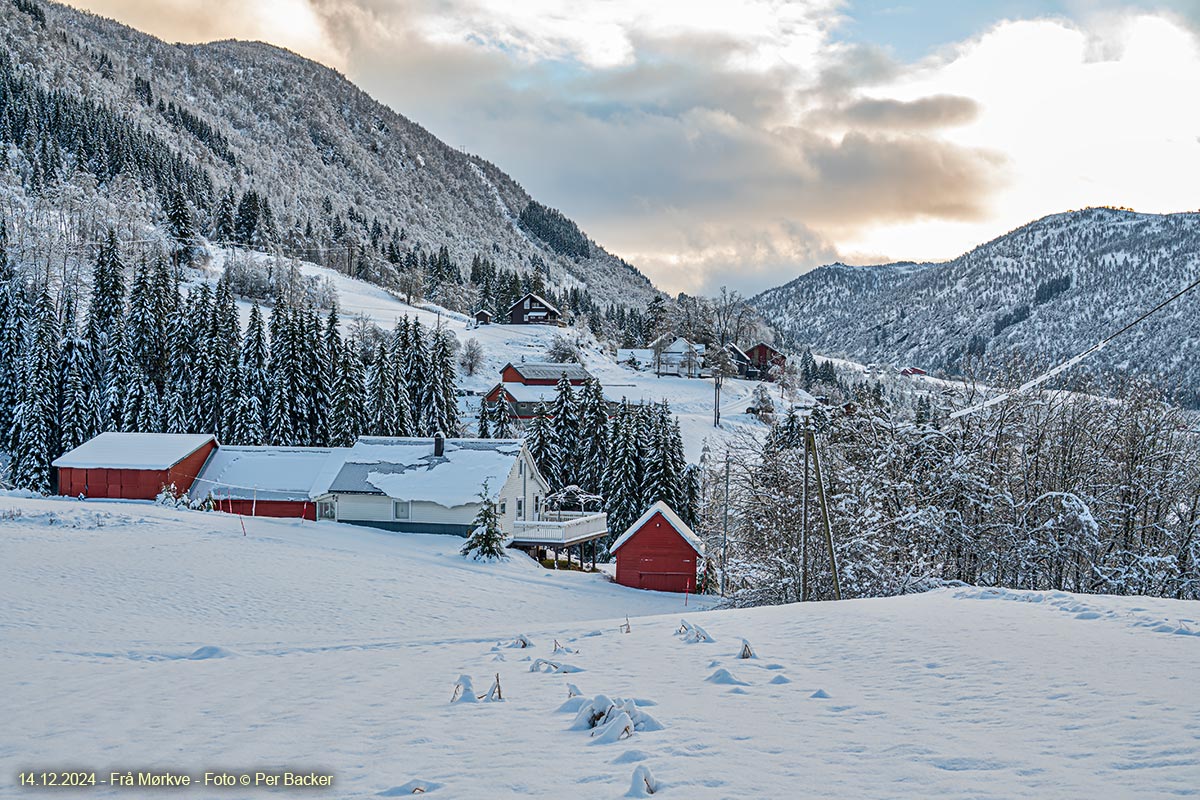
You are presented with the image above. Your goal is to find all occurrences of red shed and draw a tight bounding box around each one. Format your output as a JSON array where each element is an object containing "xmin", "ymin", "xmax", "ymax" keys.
[
  {"xmin": 611, "ymin": 501, "xmax": 703, "ymax": 593},
  {"xmin": 191, "ymin": 446, "xmax": 348, "ymax": 520},
  {"xmin": 53, "ymin": 432, "xmax": 217, "ymax": 500}
]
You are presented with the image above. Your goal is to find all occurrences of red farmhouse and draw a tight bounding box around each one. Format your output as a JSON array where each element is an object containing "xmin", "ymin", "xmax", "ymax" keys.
[
  {"xmin": 498, "ymin": 361, "xmax": 592, "ymax": 386},
  {"xmin": 611, "ymin": 501, "xmax": 704, "ymax": 593},
  {"xmin": 53, "ymin": 432, "xmax": 217, "ymax": 500},
  {"xmin": 744, "ymin": 342, "xmax": 787, "ymax": 381}
]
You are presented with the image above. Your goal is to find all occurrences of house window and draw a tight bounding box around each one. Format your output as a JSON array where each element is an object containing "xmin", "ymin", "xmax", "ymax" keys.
[
  {"xmin": 516, "ymin": 497, "xmax": 524, "ymax": 520},
  {"xmin": 499, "ymin": 500, "xmax": 507, "ymax": 514},
  {"xmin": 519, "ymin": 460, "xmax": 525, "ymax": 476},
  {"xmin": 534, "ymin": 495, "xmax": 540, "ymax": 515},
  {"xmin": 524, "ymin": 298, "xmax": 531, "ymax": 309},
  {"xmin": 393, "ymin": 500, "xmax": 411, "ymax": 520},
  {"xmin": 317, "ymin": 499, "xmax": 336, "ymax": 520}
]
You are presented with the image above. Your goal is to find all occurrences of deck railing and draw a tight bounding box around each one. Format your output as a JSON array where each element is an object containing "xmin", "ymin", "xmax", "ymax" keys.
[{"xmin": 510, "ymin": 513, "xmax": 608, "ymax": 544}]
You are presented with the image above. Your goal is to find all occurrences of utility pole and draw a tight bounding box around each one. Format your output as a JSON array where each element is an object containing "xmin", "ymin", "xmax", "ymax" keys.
[
  {"xmin": 807, "ymin": 425, "xmax": 842, "ymax": 601},
  {"xmin": 801, "ymin": 420, "xmax": 810, "ymax": 602},
  {"xmin": 721, "ymin": 452, "xmax": 730, "ymax": 596}
]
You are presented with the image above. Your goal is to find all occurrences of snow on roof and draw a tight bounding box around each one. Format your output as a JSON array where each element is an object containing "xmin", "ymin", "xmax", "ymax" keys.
[
  {"xmin": 192, "ymin": 447, "xmax": 344, "ymax": 501},
  {"xmin": 324, "ymin": 438, "xmax": 525, "ymax": 507},
  {"xmin": 504, "ymin": 361, "xmax": 592, "ymax": 382},
  {"xmin": 508, "ymin": 293, "xmax": 561, "ymax": 314},
  {"xmin": 51, "ymin": 432, "xmax": 216, "ymax": 470},
  {"xmin": 725, "ymin": 342, "xmax": 750, "ymax": 361},
  {"xmin": 610, "ymin": 501, "xmax": 704, "ymax": 555},
  {"xmin": 494, "ymin": 382, "xmax": 623, "ymax": 405}
]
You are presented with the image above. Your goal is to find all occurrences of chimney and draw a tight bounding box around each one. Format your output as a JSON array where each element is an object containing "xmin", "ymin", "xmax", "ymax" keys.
[{"xmin": 433, "ymin": 431, "xmax": 445, "ymax": 457}]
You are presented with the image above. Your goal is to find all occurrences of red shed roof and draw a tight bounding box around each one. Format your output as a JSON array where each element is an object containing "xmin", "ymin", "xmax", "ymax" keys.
[
  {"xmin": 610, "ymin": 501, "xmax": 704, "ymax": 555},
  {"xmin": 52, "ymin": 432, "xmax": 216, "ymax": 470}
]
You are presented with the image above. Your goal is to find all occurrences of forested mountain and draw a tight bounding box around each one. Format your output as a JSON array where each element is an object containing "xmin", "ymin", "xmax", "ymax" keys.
[
  {"xmin": 0, "ymin": 0, "xmax": 657, "ymax": 319},
  {"xmin": 753, "ymin": 209, "xmax": 1200, "ymax": 406}
]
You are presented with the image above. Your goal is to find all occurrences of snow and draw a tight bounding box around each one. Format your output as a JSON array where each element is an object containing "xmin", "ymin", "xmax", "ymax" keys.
[
  {"xmin": 609, "ymin": 500, "xmax": 705, "ymax": 555},
  {"xmin": 192, "ymin": 446, "xmax": 345, "ymax": 501},
  {"xmin": 205, "ymin": 248, "xmax": 780, "ymax": 462},
  {"xmin": 329, "ymin": 437, "xmax": 524, "ymax": 506},
  {"xmin": 3, "ymin": 494, "xmax": 1198, "ymax": 799},
  {"xmin": 51, "ymin": 432, "xmax": 215, "ymax": 470}
]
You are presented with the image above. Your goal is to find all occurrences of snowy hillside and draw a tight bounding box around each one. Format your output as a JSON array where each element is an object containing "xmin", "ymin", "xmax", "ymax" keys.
[
  {"xmin": 3, "ymin": 496, "xmax": 1197, "ymax": 798},
  {"xmin": 753, "ymin": 209, "xmax": 1200, "ymax": 406},
  {"xmin": 204, "ymin": 248, "xmax": 770, "ymax": 462},
  {"xmin": 0, "ymin": 0, "xmax": 658, "ymax": 312}
]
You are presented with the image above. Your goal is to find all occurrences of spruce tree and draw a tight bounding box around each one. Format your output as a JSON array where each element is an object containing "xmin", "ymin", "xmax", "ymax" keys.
[
  {"xmin": 604, "ymin": 401, "xmax": 644, "ymax": 539},
  {"xmin": 461, "ymin": 483, "xmax": 508, "ymax": 560},
  {"xmin": 84, "ymin": 229, "xmax": 125, "ymax": 387},
  {"xmin": 0, "ymin": 272, "xmax": 28, "ymax": 442},
  {"xmin": 366, "ymin": 340, "xmax": 399, "ymax": 435},
  {"xmin": 642, "ymin": 405, "xmax": 682, "ymax": 511},
  {"xmin": 11, "ymin": 290, "xmax": 60, "ymax": 493},
  {"xmin": 551, "ymin": 373, "xmax": 580, "ymax": 487},
  {"xmin": 329, "ymin": 345, "xmax": 366, "ymax": 447},
  {"xmin": 524, "ymin": 402, "xmax": 560, "ymax": 489},
  {"xmin": 577, "ymin": 379, "xmax": 609, "ymax": 495},
  {"xmin": 58, "ymin": 327, "xmax": 99, "ymax": 453}
]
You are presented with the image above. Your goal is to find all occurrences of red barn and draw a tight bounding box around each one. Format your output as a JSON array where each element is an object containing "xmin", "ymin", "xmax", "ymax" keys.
[
  {"xmin": 192, "ymin": 446, "xmax": 348, "ymax": 520},
  {"xmin": 610, "ymin": 501, "xmax": 703, "ymax": 593},
  {"xmin": 498, "ymin": 361, "xmax": 592, "ymax": 386},
  {"xmin": 53, "ymin": 432, "xmax": 217, "ymax": 500},
  {"xmin": 744, "ymin": 342, "xmax": 787, "ymax": 381}
]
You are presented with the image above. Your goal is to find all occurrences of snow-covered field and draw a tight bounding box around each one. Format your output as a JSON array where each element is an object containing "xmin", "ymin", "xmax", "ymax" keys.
[{"xmin": 3, "ymin": 496, "xmax": 1198, "ymax": 798}]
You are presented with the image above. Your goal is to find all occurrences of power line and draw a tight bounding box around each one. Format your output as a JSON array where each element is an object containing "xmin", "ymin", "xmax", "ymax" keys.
[{"xmin": 950, "ymin": 271, "xmax": 1200, "ymax": 420}]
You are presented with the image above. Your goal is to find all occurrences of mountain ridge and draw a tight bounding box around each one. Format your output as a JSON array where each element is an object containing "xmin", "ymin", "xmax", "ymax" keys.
[{"xmin": 752, "ymin": 208, "xmax": 1200, "ymax": 405}]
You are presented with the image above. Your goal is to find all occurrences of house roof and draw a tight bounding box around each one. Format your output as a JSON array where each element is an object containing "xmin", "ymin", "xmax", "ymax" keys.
[
  {"xmin": 491, "ymin": 382, "xmax": 623, "ymax": 405},
  {"xmin": 51, "ymin": 432, "xmax": 216, "ymax": 470},
  {"xmin": 192, "ymin": 446, "xmax": 348, "ymax": 502},
  {"xmin": 508, "ymin": 293, "xmax": 561, "ymax": 315},
  {"xmin": 503, "ymin": 361, "xmax": 593, "ymax": 382},
  {"xmin": 724, "ymin": 342, "xmax": 750, "ymax": 361},
  {"xmin": 473, "ymin": 309, "xmax": 492, "ymax": 318},
  {"xmin": 610, "ymin": 501, "xmax": 704, "ymax": 555},
  {"xmin": 323, "ymin": 437, "xmax": 527, "ymax": 507}
]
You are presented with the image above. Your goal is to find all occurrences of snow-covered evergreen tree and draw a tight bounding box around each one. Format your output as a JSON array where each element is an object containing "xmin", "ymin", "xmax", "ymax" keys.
[
  {"xmin": 461, "ymin": 482, "xmax": 508, "ymax": 560},
  {"xmin": 329, "ymin": 344, "xmax": 366, "ymax": 446},
  {"xmin": 10, "ymin": 289, "xmax": 60, "ymax": 493},
  {"xmin": 551, "ymin": 374, "xmax": 580, "ymax": 488},
  {"xmin": 366, "ymin": 340, "xmax": 399, "ymax": 436},
  {"xmin": 525, "ymin": 402, "xmax": 560, "ymax": 490},
  {"xmin": 604, "ymin": 400, "xmax": 644, "ymax": 538},
  {"xmin": 84, "ymin": 229, "xmax": 125, "ymax": 388},
  {"xmin": 576, "ymin": 378, "xmax": 609, "ymax": 495}
]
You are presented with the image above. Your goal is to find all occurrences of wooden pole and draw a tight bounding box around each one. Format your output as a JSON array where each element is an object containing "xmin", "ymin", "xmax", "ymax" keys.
[
  {"xmin": 801, "ymin": 421, "xmax": 810, "ymax": 602},
  {"xmin": 807, "ymin": 427, "xmax": 841, "ymax": 601}
]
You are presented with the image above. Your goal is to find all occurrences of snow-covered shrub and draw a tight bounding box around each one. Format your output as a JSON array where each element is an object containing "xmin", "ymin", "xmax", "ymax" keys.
[
  {"xmin": 628, "ymin": 765, "xmax": 658, "ymax": 797},
  {"xmin": 545, "ymin": 333, "xmax": 584, "ymax": 364},
  {"xmin": 155, "ymin": 484, "xmax": 180, "ymax": 507},
  {"xmin": 569, "ymin": 695, "xmax": 663, "ymax": 742}
]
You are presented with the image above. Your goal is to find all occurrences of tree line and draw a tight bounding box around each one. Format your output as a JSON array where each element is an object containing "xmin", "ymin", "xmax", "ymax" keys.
[
  {"xmin": 706, "ymin": 375, "xmax": 1200, "ymax": 604},
  {"xmin": 0, "ymin": 227, "xmax": 460, "ymax": 494},
  {"xmin": 477, "ymin": 374, "xmax": 699, "ymax": 546}
]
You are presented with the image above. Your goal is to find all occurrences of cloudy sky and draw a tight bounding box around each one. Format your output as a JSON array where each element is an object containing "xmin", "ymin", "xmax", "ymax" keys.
[{"xmin": 67, "ymin": 0, "xmax": 1200, "ymax": 295}]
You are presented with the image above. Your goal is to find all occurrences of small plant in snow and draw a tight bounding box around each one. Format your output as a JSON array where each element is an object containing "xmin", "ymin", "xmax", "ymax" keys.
[
  {"xmin": 738, "ymin": 639, "xmax": 757, "ymax": 659},
  {"xmin": 459, "ymin": 338, "xmax": 484, "ymax": 375},
  {"xmin": 460, "ymin": 482, "xmax": 508, "ymax": 561},
  {"xmin": 567, "ymin": 695, "xmax": 664, "ymax": 743},
  {"xmin": 628, "ymin": 765, "xmax": 658, "ymax": 797},
  {"xmin": 155, "ymin": 484, "xmax": 180, "ymax": 507},
  {"xmin": 530, "ymin": 658, "xmax": 583, "ymax": 674},
  {"xmin": 450, "ymin": 674, "xmax": 478, "ymax": 704}
]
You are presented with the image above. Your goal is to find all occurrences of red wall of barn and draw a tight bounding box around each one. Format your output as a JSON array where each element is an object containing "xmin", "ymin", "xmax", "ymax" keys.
[
  {"xmin": 166, "ymin": 440, "xmax": 217, "ymax": 494},
  {"xmin": 213, "ymin": 499, "xmax": 315, "ymax": 520},
  {"xmin": 56, "ymin": 440, "xmax": 215, "ymax": 500},
  {"xmin": 615, "ymin": 511, "xmax": 698, "ymax": 593}
]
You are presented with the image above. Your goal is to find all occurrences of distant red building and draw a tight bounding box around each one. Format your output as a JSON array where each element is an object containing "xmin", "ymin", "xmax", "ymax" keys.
[
  {"xmin": 611, "ymin": 501, "xmax": 703, "ymax": 593},
  {"xmin": 744, "ymin": 342, "xmax": 787, "ymax": 380},
  {"xmin": 485, "ymin": 362, "xmax": 601, "ymax": 420},
  {"xmin": 192, "ymin": 446, "xmax": 346, "ymax": 520},
  {"xmin": 53, "ymin": 432, "xmax": 217, "ymax": 500}
]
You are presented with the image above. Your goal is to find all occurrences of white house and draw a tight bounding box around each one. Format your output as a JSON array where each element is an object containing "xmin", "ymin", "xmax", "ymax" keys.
[
  {"xmin": 314, "ymin": 435, "xmax": 552, "ymax": 537},
  {"xmin": 617, "ymin": 337, "xmax": 709, "ymax": 378}
]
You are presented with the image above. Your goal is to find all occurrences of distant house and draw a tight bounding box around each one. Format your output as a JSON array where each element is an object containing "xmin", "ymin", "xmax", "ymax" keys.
[
  {"xmin": 192, "ymin": 446, "xmax": 348, "ymax": 520},
  {"xmin": 52, "ymin": 432, "xmax": 217, "ymax": 500},
  {"xmin": 899, "ymin": 366, "xmax": 927, "ymax": 377},
  {"xmin": 620, "ymin": 337, "xmax": 709, "ymax": 378},
  {"xmin": 610, "ymin": 501, "xmax": 704, "ymax": 593},
  {"xmin": 508, "ymin": 293, "xmax": 563, "ymax": 326},
  {"xmin": 500, "ymin": 361, "xmax": 592, "ymax": 386},
  {"xmin": 485, "ymin": 381, "xmax": 626, "ymax": 421},
  {"xmin": 474, "ymin": 309, "xmax": 493, "ymax": 325},
  {"xmin": 314, "ymin": 435, "xmax": 551, "ymax": 536},
  {"xmin": 744, "ymin": 342, "xmax": 787, "ymax": 381},
  {"xmin": 716, "ymin": 342, "xmax": 752, "ymax": 378}
]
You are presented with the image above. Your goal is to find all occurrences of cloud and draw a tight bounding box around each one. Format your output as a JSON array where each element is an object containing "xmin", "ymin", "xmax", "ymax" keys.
[
  {"xmin": 61, "ymin": 1, "xmax": 1200, "ymax": 297},
  {"xmin": 814, "ymin": 94, "xmax": 980, "ymax": 130}
]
